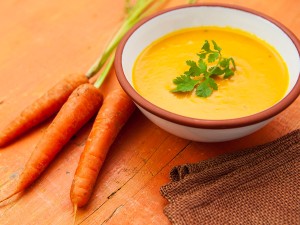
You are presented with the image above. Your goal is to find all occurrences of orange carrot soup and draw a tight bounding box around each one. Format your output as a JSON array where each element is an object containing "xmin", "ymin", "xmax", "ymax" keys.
[{"xmin": 132, "ymin": 26, "xmax": 289, "ymax": 120}]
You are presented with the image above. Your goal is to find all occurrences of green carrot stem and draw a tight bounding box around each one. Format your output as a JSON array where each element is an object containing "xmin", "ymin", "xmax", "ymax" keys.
[
  {"xmin": 85, "ymin": 27, "xmax": 125, "ymax": 79},
  {"xmin": 93, "ymin": 54, "xmax": 115, "ymax": 89},
  {"xmin": 85, "ymin": 0, "xmax": 155, "ymax": 79}
]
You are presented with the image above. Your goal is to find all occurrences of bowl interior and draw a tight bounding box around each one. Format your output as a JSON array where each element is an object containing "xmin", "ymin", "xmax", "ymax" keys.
[{"xmin": 121, "ymin": 5, "xmax": 300, "ymax": 95}]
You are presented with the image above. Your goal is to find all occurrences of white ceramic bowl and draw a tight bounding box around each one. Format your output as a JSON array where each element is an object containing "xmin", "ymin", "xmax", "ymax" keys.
[{"xmin": 115, "ymin": 4, "xmax": 300, "ymax": 142}]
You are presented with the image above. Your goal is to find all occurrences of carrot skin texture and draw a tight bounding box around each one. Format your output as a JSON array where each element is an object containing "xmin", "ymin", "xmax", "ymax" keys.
[
  {"xmin": 70, "ymin": 87, "xmax": 135, "ymax": 207},
  {"xmin": 16, "ymin": 83, "xmax": 103, "ymax": 193},
  {"xmin": 0, "ymin": 74, "xmax": 89, "ymax": 147}
]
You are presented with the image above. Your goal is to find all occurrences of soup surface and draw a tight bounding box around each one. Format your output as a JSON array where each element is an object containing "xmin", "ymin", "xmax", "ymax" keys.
[{"xmin": 132, "ymin": 26, "xmax": 289, "ymax": 120}]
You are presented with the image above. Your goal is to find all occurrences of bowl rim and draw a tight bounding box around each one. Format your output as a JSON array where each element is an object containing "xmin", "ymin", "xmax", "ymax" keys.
[{"xmin": 115, "ymin": 3, "xmax": 300, "ymax": 129}]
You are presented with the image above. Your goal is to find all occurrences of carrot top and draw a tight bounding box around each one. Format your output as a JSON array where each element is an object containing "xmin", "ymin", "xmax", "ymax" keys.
[{"xmin": 86, "ymin": 0, "xmax": 167, "ymax": 89}]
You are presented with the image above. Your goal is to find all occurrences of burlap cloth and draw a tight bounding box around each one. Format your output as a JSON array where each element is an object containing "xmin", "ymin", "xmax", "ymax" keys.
[{"xmin": 160, "ymin": 129, "xmax": 300, "ymax": 225}]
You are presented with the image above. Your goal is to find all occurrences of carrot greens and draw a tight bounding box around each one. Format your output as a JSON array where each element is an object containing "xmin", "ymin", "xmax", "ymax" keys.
[
  {"xmin": 71, "ymin": 0, "xmax": 168, "ymax": 213},
  {"xmin": 86, "ymin": 0, "xmax": 161, "ymax": 80},
  {"xmin": 171, "ymin": 40, "xmax": 236, "ymax": 97}
]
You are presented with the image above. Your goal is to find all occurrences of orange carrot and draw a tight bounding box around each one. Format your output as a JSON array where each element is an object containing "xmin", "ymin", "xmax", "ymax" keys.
[
  {"xmin": 70, "ymin": 86, "xmax": 135, "ymax": 208},
  {"xmin": 0, "ymin": 74, "xmax": 89, "ymax": 147},
  {"xmin": 0, "ymin": 83, "xmax": 102, "ymax": 203}
]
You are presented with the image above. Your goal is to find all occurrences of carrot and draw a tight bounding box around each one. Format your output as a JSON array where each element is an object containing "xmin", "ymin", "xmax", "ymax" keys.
[
  {"xmin": 70, "ymin": 0, "xmax": 164, "ymax": 213},
  {"xmin": 70, "ymin": 86, "xmax": 135, "ymax": 208},
  {"xmin": 0, "ymin": 0, "xmax": 160, "ymax": 148},
  {"xmin": 0, "ymin": 73, "xmax": 89, "ymax": 147},
  {"xmin": 0, "ymin": 0, "xmax": 161, "ymax": 213},
  {"xmin": 0, "ymin": 83, "xmax": 102, "ymax": 203}
]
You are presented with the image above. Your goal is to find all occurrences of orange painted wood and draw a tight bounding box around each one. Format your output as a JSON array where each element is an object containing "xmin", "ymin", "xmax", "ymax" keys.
[{"xmin": 0, "ymin": 0, "xmax": 299, "ymax": 224}]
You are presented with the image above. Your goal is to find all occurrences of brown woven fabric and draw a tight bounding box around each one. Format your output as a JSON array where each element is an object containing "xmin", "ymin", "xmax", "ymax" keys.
[{"xmin": 160, "ymin": 129, "xmax": 300, "ymax": 225}]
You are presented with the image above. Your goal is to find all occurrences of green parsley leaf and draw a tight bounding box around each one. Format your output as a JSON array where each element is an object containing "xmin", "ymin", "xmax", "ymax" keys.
[
  {"xmin": 208, "ymin": 52, "xmax": 219, "ymax": 63},
  {"xmin": 207, "ymin": 77, "xmax": 218, "ymax": 90},
  {"xmin": 219, "ymin": 58, "xmax": 229, "ymax": 68},
  {"xmin": 201, "ymin": 40, "xmax": 211, "ymax": 52},
  {"xmin": 196, "ymin": 81, "xmax": 213, "ymax": 97},
  {"xmin": 198, "ymin": 59, "xmax": 208, "ymax": 74},
  {"xmin": 198, "ymin": 52, "xmax": 207, "ymax": 59},
  {"xmin": 171, "ymin": 40, "xmax": 236, "ymax": 98},
  {"xmin": 229, "ymin": 57, "xmax": 236, "ymax": 70},
  {"xmin": 223, "ymin": 68, "xmax": 234, "ymax": 78},
  {"xmin": 212, "ymin": 40, "xmax": 222, "ymax": 52},
  {"xmin": 209, "ymin": 66, "xmax": 223, "ymax": 75},
  {"xmin": 184, "ymin": 60, "xmax": 201, "ymax": 77},
  {"xmin": 172, "ymin": 75, "xmax": 198, "ymax": 92}
]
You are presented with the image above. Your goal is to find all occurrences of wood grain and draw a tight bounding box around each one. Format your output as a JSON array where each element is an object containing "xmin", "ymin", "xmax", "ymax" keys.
[{"xmin": 0, "ymin": 0, "xmax": 299, "ymax": 224}]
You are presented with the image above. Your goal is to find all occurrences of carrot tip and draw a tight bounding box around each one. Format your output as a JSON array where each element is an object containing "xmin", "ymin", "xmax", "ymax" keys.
[
  {"xmin": 73, "ymin": 204, "xmax": 78, "ymax": 225},
  {"xmin": 0, "ymin": 190, "xmax": 19, "ymax": 205}
]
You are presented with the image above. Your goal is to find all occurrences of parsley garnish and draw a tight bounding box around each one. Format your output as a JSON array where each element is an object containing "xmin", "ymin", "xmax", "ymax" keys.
[{"xmin": 171, "ymin": 40, "xmax": 236, "ymax": 98}]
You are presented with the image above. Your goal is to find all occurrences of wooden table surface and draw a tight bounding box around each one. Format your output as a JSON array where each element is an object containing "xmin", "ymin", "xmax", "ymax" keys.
[{"xmin": 0, "ymin": 0, "xmax": 299, "ymax": 224}]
